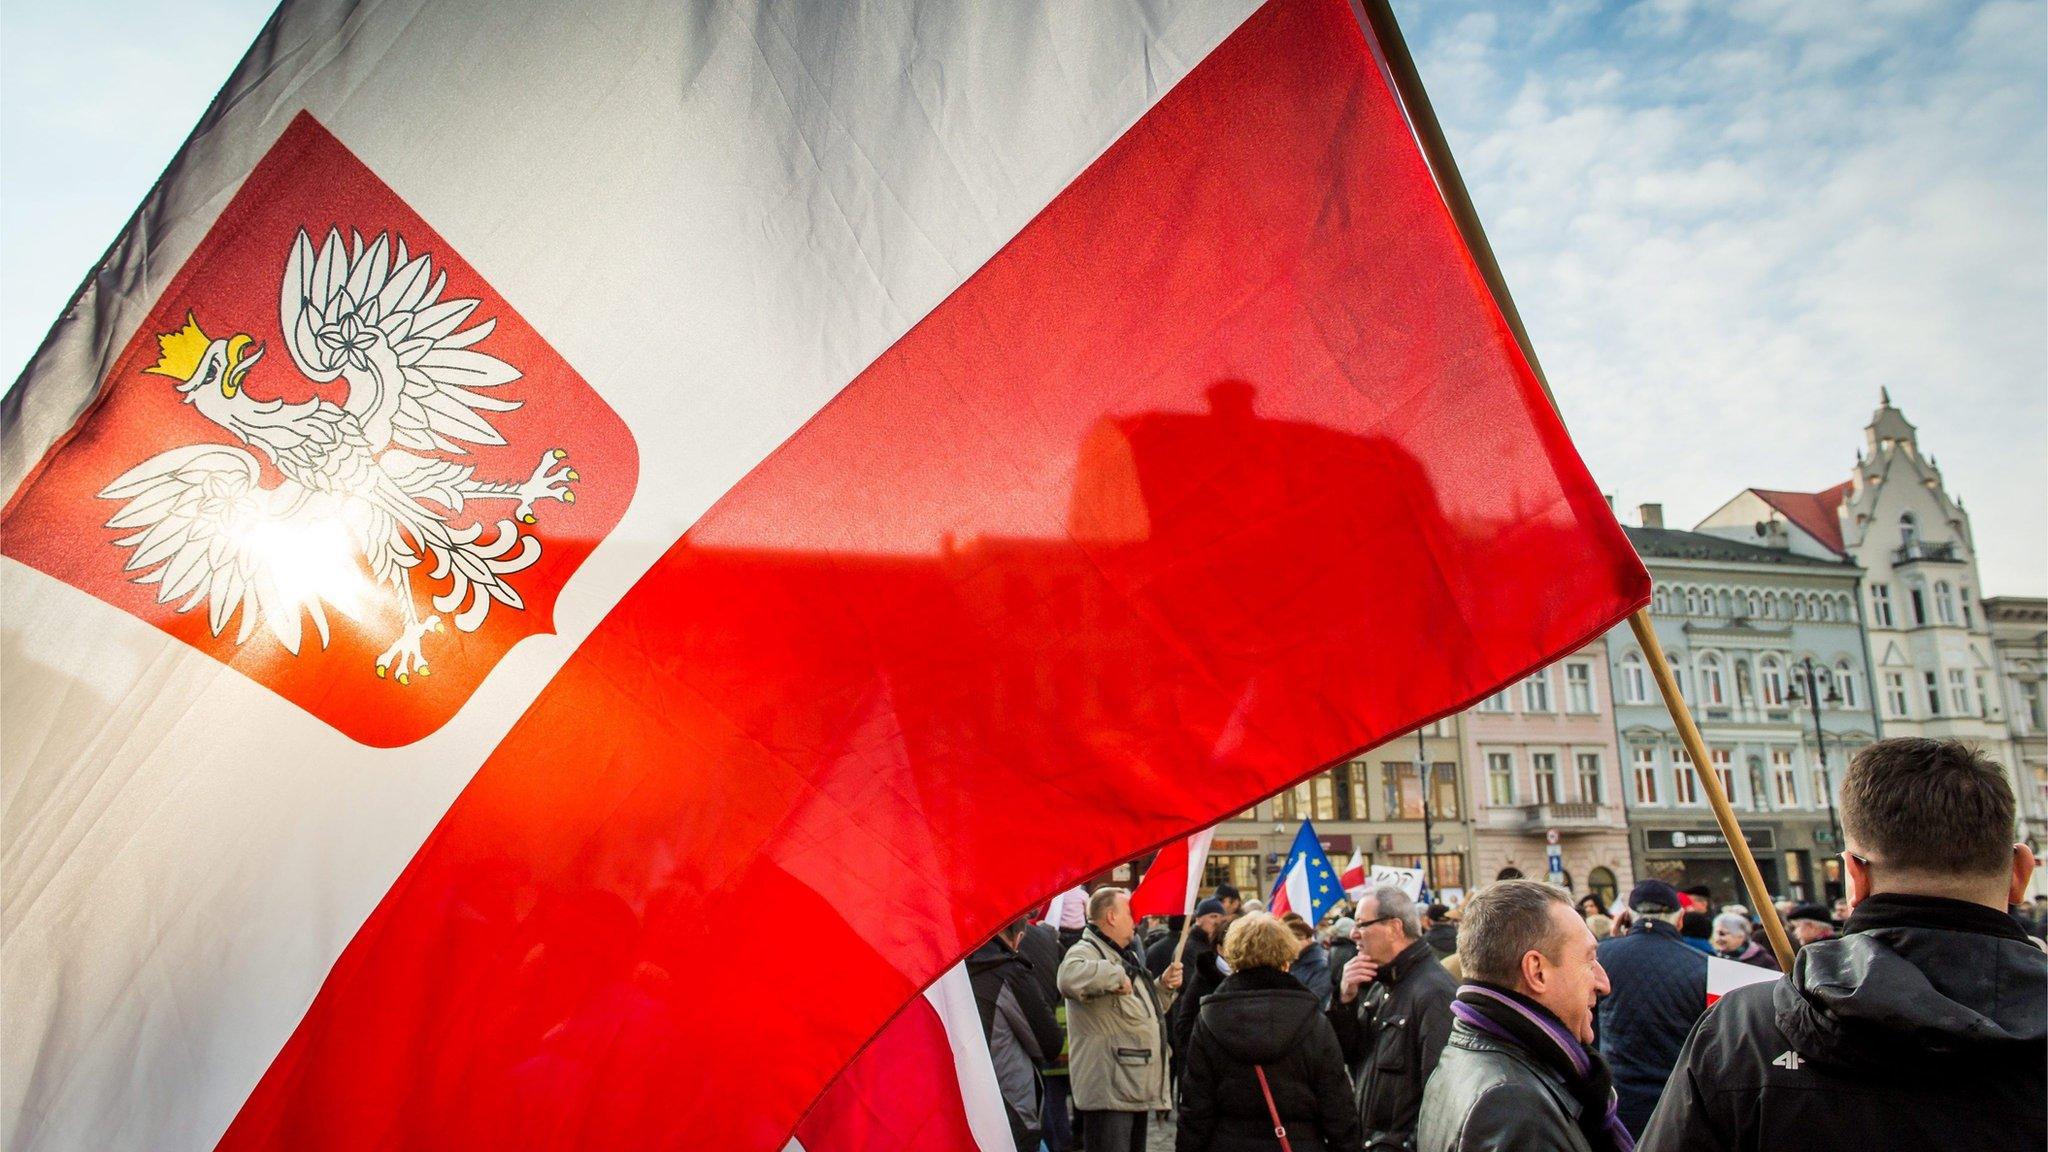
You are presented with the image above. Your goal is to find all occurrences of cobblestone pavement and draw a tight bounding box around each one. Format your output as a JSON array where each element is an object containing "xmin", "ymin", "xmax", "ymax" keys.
[{"xmin": 1145, "ymin": 1111, "xmax": 1177, "ymax": 1152}]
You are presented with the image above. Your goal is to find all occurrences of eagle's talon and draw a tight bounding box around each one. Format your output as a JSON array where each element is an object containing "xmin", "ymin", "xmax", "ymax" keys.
[
  {"xmin": 511, "ymin": 447, "xmax": 581, "ymax": 523},
  {"xmin": 375, "ymin": 613, "xmax": 440, "ymax": 683}
]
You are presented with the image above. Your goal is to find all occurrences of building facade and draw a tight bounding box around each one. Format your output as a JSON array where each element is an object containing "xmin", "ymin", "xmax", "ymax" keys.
[
  {"xmin": 1204, "ymin": 717, "xmax": 1473, "ymax": 902},
  {"xmin": 1987, "ymin": 596, "xmax": 2048, "ymax": 867},
  {"xmin": 1607, "ymin": 512, "xmax": 1880, "ymax": 906},
  {"xmin": 1459, "ymin": 638, "xmax": 1633, "ymax": 908}
]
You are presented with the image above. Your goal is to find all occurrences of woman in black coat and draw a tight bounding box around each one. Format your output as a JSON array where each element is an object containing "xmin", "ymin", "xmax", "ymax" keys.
[{"xmin": 1176, "ymin": 913, "xmax": 1362, "ymax": 1152}]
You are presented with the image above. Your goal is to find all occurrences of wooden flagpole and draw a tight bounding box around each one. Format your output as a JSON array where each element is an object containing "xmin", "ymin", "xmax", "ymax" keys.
[{"xmin": 1358, "ymin": 0, "xmax": 1797, "ymax": 969}]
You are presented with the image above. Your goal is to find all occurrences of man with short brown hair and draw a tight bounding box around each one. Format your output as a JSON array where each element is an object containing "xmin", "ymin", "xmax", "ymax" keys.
[
  {"xmin": 1640, "ymin": 738, "xmax": 2046, "ymax": 1150},
  {"xmin": 1416, "ymin": 879, "xmax": 1627, "ymax": 1151}
]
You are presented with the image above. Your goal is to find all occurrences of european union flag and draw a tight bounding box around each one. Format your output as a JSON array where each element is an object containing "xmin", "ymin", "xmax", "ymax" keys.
[{"xmin": 1269, "ymin": 819, "xmax": 1343, "ymax": 925}]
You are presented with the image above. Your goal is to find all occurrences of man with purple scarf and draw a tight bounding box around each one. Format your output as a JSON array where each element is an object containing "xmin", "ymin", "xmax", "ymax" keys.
[{"xmin": 1416, "ymin": 880, "xmax": 1633, "ymax": 1152}]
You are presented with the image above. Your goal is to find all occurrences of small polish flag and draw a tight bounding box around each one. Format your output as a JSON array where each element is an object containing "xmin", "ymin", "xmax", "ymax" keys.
[
  {"xmin": 1705, "ymin": 955, "xmax": 1780, "ymax": 1007},
  {"xmin": 1129, "ymin": 827, "xmax": 1218, "ymax": 920},
  {"xmin": 1339, "ymin": 848, "xmax": 1367, "ymax": 899}
]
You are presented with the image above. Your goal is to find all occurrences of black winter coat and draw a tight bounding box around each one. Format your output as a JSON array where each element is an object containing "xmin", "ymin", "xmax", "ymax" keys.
[
  {"xmin": 1176, "ymin": 966, "xmax": 1363, "ymax": 1152},
  {"xmin": 1417, "ymin": 1019, "xmax": 1594, "ymax": 1152},
  {"xmin": 1593, "ymin": 918, "xmax": 1704, "ymax": 1135},
  {"xmin": 1327, "ymin": 940, "xmax": 1456, "ymax": 1151},
  {"xmin": 1638, "ymin": 894, "xmax": 2047, "ymax": 1152}
]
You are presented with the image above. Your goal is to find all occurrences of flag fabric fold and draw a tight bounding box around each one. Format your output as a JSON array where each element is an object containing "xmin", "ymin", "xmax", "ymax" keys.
[
  {"xmin": 1128, "ymin": 827, "xmax": 1218, "ymax": 920},
  {"xmin": 1267, "ymin": 821, "xmax": 1345, "ymax": 926},
  {"xmin": 2, "ymin": 1, "xmax": 1650, "ymax": 1149}
]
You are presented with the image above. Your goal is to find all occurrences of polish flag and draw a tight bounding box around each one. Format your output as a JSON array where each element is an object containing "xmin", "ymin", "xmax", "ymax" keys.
[
  {"xmin": 1705, "ymin": 955, "xmax": 1782, "ymax": 1007},
  {"xmin": 789, "ymin": 966, "xmax": 1011, "ymax": 1152},
  {"xmin": 1129, "ymin": 827, "xmax": 1218, "ymax": 920},
  {"xmin": 1340, "ymin": 849, "xmax": 1368, "ymax": 899},
  {"xmin": 2, "ymin": 1, "xmax": 1649, "ymax": 1149}
]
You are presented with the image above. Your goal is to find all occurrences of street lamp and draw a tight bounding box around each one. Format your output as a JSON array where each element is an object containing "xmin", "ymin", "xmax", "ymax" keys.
[
  {"xmin": 1787, "ymin": 657, "xmax": 1843, "ymax": 889},
  {"xmin": 1416, "ymin": 728, "xmax": 1436, "ymax": 900}
]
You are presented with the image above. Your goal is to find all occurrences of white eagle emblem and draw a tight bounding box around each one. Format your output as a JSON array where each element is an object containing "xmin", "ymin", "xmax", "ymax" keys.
[{"xmin": 98, "ymin": 228, "xmax": 579, "ymax": 684}]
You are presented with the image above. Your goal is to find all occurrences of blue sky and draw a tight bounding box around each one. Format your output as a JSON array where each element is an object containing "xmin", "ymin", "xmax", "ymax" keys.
[{"xmin": 3, "ymin": 0, "xmax": 2042, "ymax": 593}]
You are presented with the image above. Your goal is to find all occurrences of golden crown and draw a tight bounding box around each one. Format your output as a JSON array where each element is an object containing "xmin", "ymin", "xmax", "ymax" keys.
[{"xmin": 143, "ymin": 311, "xmax": 212, "ymax": 381}]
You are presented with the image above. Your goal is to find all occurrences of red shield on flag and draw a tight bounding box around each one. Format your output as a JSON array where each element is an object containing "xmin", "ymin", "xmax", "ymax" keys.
[{"xmin": 1, "ymin": 113, "xmax": 637, "ymax": 748}]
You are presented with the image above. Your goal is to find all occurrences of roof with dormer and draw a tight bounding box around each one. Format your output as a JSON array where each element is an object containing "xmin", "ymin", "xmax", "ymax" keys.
[{"xmin": 1750, "ymin": 482, "xmax": 1851, "ymax": 556}]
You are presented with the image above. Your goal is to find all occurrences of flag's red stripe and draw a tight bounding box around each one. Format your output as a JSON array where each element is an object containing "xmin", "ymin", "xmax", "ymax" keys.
[
  {"xmin": 1127, "ymin": 836, "xmax": 1191, "ymax": 920},
  {"xmin": 794, "ymin": 996, "xmax": 983, "ymax": 1152},
  {"xmin": 218, "ymin": 1, "xmax": 1647, "ymax": 1148}
]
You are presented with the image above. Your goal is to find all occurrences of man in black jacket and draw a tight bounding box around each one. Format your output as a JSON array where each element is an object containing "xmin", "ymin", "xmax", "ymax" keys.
[
  {"xmin": 1640, "ymin": 739, "xmax": 2046, "ymax": 1151},
  {"xmin": 969, "ymin": 919, "xmax": 1067, "ymax": 1152},
  {"xmin": 1328, "ymin": 884, "xmax": 1456, "ymax": 1151},
  {"xmin": 1593, "ymin": 878, "xmax": 1705, "ymax": 1135}
]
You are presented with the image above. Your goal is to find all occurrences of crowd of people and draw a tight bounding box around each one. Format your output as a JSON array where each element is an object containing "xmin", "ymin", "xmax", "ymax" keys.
[{"xmin": 962, "ymin": 737, "xmax": 2046, "ymax": 1151}]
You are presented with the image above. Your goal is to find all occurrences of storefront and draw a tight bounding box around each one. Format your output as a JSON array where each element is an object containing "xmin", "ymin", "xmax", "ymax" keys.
[{"xmin": 1634, "ymin": 821, "xmax": 1835, "ymax": 907}]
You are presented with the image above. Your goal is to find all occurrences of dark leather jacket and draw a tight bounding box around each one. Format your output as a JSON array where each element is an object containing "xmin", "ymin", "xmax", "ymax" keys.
[
  {"xmin": 1327, "ymin": 939, "xmax": 1456, "ymax": 1151},
  {"xmin": 1638, "ymin": 893, "xmax": 2047, "ymax": 1151},
  {"xmin": 1416, "ymin": 1019, "xmax": 1593, "ymax": 1152}
]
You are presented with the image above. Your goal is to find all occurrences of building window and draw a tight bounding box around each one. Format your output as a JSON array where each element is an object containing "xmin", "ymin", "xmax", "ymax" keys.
[
  {"xmin": 1487, "ymin": 751, "xmax": 1516, "ymax": 806},
  {"xmin": 1835, "ymin": 661, "xmax": 1860, "ymax": 710},
  {"xmin": 1523, "ymin": 671, "xmax": 1552, "ymax": 713},
  {"xmin": 1432, "ymin": 762, "xmax": 1461, "ymax": 819},
  {"xmin": 1885, "ymin": 671, "xmax": 1910, "ymax": 719},
  {"xmin": 1698, "ymin": 654, "xmax": 1726, "ymax": 706},
  {"xmin": 1772, "ymin": 747, "xmax": 1798, "ymax": 807},
  {"xmin": 1759, "ymin": 657, "xmax": 1786, "ymax": 707},
  {"xmin": 1899, "ymin": 512, "xmax": 1918, "ymax": 547},
  {"xmin": 1935, "ymin": 582, "xmax": 1957, "ymax": 625},
  {"xmin": 1382, "ymin": 762, "xmax": 1427, "ymax": 820},
  {"xmin": 1632, "ymin": 746, "xmax": 1660, "ymax": 805},
  {"xmin": 1345, "ymin": 761, "xmax": 1372, "ymax": 820},
  {"xmin": 1566, "ymin": 663, "xmax": 1596, "ymax": 713},
  {"xmin": 1478, "ymin": 687, "xmax": 1511, "ymax": 713},
  {"xmin": 1710, "ymin": 747, "xmax": 1735, "ymax": 802},
  {"xmin": 1960, "ymin": 587, "xmax": 1974, "ymax": 628},
  {"xmin": 1948, "ymin": 669, "xmax": 1971, "ymax": 716},
  {"xmin": 1673, "ymin": 749, "xmax": 1701, "ymax": 805},
  {"xmin": 1813, "ymin": 768, "xmax": 1831, "ymax": 809},
  {"xmin": 1871, "ymin": 584, "xmax": 1894, "ymax": 627},
  {"xmin": 1532, "ymin": 752, "xmax": 1560, "ymax": 804},
  {"xmin": 1909, "ymin": 585, "xmax": 1927, "ymax": 627},
  {"xmin": 1925, "ymin": 671, "xmax": 1943, "ymax": 716},
  {"xmin": 1620, "ymin": 654, "xmax": 1649, "ymax": 704},
  {"xmin": 1576, "ymin": 752, "xmax": 1603, "ymax": 804},
  {"xmin": 2019, "ymin": 680, "xmax": 2046, "ymax": 734},
  {"xmin": 1974, "ymin": 673, "xmax": 1990, "ymax": 718}
]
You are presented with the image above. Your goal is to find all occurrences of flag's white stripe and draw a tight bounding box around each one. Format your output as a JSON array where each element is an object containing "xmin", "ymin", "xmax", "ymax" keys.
[
  {"xmin": 1182, "ymin": 826, "xmax": 1217, "ymax": 914},
  {"xmin": 1, "ymin": 3, "xmax": 1262, "ymax": 1148},
  {"xmin": 1285, "ymin": 859, "xmax": 1315, "ymax": 921}
]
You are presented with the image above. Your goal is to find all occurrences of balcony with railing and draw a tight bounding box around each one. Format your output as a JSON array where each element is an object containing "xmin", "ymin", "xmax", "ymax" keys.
[
  {"xmin": 1513, "ymin": 802, "xmax": 1612, "ymax": 832},
  {"xmin": 1892, "ymin": 540, "xmax": 1960, "ymax": 565}
]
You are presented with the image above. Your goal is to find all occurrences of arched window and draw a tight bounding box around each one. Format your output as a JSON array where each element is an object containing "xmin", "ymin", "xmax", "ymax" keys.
[
  {"xmin": 1793, "ymin": 596, "xmax": 1806, "ymax": 620},
  {"xmin": 1699, "ymin": 653, "xmax": 1726, "ymax": 706},
  {"xmin": 1685, "ymin": 588, "xmax": 1700, "ymax": 615},
  {"xmin": 1935, "ymin": 582, "xmax": 1957, "ymax": 625},
  {"xmin": 1619, "ymin": 652, "xmax": 1649, "ymax": 704},
  {"xmin": 1653, "ymin": 586, "xmax": 1668, "ymax": 614},
  {"xmin": 1776, "ymin": 592, "xmax": 1792, "ymax": 619},
  {"xmin": 1899, "ymin": 512, "xmax": 1918, "ymax": 547},
  {"xmin": 1588, "ymin": 866, "xmax": 1618, "ymax": 908},
  {"xmin": 1835, "ymin": 660, "xmax": 1860, "ymax": 710},
  {"xmin": 1747, "ymin": 591, "xmax": 1762, "ymax": 618},
  {"xmin": 1759, "ymin": 656, "xmax": 1786, "ymax": 706}
]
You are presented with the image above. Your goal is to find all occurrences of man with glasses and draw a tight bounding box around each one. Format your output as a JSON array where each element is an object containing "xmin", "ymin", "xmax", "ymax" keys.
[
  {"xmin": 1329, "ymin": 884, "xmax": 1455, "ymax": 1151},
  {"xmin": 1640, "ymin": 739, "xmax": 2046, "ymax": 1150}
]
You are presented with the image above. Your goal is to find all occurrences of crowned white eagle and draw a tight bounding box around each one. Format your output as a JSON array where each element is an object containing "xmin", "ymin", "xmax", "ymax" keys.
[{"xmin": 99, "ymin": 227, "xmax": 579, "ymax": 683}]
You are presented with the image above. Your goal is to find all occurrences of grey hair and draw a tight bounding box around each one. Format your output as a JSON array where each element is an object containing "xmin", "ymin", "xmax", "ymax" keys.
[
  {"xmin": 1712, "ymin": 912, "xmax": 1751, "ymax": 939},
  {"xmin": 1458, "ymin": 879, "xmax": 1573, "ymax": 987},
  {"xmin": 1086, "ymin": 886, "xmax": 1129, "ymax": 925},
  {"xmin": 1362, "ymin": 884, "xmax": 1422, "ymax": 940}
]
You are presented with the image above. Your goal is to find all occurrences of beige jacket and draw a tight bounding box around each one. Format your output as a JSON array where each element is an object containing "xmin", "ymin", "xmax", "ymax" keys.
[{"xmin": 1057, "ymin": 928, "xmax": 1178, "ymax": 1112}]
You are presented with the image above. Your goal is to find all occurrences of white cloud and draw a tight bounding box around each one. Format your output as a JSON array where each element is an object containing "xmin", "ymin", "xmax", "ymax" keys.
[{"xmin": 1403, "ymin": 0, "xmax": 2047, "ymax": 594}]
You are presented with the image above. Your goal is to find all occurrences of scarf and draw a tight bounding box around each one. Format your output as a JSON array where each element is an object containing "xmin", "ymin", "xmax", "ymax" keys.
[{"xmin": 1450, "ymin": 982, "xmax": 1634, "ymax": 1152}]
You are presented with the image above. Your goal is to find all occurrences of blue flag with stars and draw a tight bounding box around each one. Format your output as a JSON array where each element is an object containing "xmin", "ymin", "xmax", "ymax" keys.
[{"xmin": 1269, "ymin": 819, "xmax": 1343, "ymax": 925}]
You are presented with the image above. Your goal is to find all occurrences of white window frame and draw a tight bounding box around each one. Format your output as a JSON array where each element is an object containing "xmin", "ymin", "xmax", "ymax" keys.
[
  {"xmin": 1620, "ymin": 654, "xmax": 1649, "ymax": 705},
  {"xmin": 1835, "ymin": 661, "xmax": 1860, "ymax": 710},
  {"xmin": 1575, "ymin": 751, "xmax": 1603, "ymax": 805},
  {"xmin": 1673, "ymin": 749, "xmax": 1702, "ymax": 806},
  {"xmin": 1949, "ymin": 668, "xmax": 1971, "ymax": 715},
  {"xmin": 1710, "ymin": 747, "xmax": 1735, "ymax": 803},
  {"xmin": 1531, "ymin": 751, "xmax": 1561, "ymax": 804},
  {"xmin": 1772, "ymin": 748, "xmax": 1798, "ymax": 807},
  {"xmin": 1698, "ymin": 654, "xmax": 1726, "ymax": 706},
  {"xmin": 1870, "ymin": 584, "xmax": 1893, "ymax": 627},
  {"xmin": 1885, "ymin": 671, "xmax": 1910, "ymax": 719},
  {"xmin": 1565, "ymin": 662, "xmax": 1596, "ymax": 714},
  {"xmin": 1487, "ymin": 751, "xmax": 1517, "ymax": 807},
  {"xmin": 1759, "ymin": 657, "xmax": 1785, "ymax": 707},
  {"xmin": 1935, "ymin": 582, "xmax": 1957, "ymax": 626},
  {"xmin": 1523, "ymin": 671, "xmax": 1552, "ymax": 714},
  {"xmin": 1632, "ymin": 746, "xmax": 1660, "ymax": 805}
]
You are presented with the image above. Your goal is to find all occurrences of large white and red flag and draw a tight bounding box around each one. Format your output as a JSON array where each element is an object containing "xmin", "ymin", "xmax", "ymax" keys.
[
  {"xmin": 1, "ymin": 1, "xmax": 1650, "ymax": 1149},
  {"xmin": 789, "ymin": 965, "xmax": 1012, "ymax": 1152}
]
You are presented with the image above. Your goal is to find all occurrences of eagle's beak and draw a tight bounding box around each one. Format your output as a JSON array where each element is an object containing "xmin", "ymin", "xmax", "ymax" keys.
[{"xmin": 223, "ymin": 335, "xmax": 263, "ymax": 397}]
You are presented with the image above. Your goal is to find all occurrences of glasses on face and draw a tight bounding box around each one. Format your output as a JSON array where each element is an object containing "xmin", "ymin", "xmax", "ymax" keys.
[{"xmin": 1354, "ymin": 915, "xmax": 1399, "ymax": 931}]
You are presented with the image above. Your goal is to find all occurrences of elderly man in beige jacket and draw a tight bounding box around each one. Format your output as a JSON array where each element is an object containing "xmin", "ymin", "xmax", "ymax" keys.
[{"xmin": 1059, "ymin": 886, "xmax": 1184, "ymax": 1152}]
